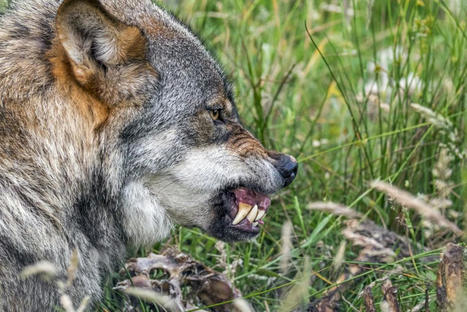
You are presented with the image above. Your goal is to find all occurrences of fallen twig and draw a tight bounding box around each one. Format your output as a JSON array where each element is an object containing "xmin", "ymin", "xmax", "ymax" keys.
[
  {"xmin": 436, "ymin": 243, "xmax": 464, "ymax": 311},
  {"xmin": 363, "ymin": 286, "xmax": 376, "ymax": 312},
  {"xmin": 381, "ymin": 279, "xmax": 401, "ymax": 312}
]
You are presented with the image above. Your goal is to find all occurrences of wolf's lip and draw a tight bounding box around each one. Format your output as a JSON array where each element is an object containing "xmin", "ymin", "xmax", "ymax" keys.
[
  {"xmin": 229, "ymin": 188, "xmax": 270, "ymax": 229},
  {"xmin": 233, "ymin": 188, "xmax": 271, "ymax": 209}
]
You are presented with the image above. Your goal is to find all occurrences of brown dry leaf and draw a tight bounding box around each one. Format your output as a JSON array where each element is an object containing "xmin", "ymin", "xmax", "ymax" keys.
[{"xmin": 342, "ymin": 219, "xmax": 412, "ymax": 262}]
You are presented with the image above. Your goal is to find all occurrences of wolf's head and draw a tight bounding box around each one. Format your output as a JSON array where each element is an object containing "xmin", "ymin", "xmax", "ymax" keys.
[{"xmin": 52, "ymin": 0, "xmax": 297, "ymax": 244}]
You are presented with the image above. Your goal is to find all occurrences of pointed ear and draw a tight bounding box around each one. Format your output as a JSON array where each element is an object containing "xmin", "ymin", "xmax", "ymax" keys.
[{"xmin": 56, "ymin": 0, "xmax": 147, "ymax": 85}]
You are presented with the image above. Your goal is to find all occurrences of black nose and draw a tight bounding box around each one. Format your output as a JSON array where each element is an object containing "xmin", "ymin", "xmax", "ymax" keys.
[{"xmin": 275, "ymin": 154, "xmax": 298, "ymax": 187}]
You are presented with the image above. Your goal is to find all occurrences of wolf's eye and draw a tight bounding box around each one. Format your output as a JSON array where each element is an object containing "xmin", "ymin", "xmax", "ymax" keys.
[{"xmin": 209, "ymin": 109, "xmax": 221, "ymax": 121}]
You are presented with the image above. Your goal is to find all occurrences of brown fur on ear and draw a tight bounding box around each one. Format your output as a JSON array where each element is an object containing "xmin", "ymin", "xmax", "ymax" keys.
[
  {"xmin": 55, "ymin": 0, "xmax": 147, "ymax": 86},
  {"xmin": 47, "ymin": 40, "xmax": 110, "ymax": 128},
  {"xmin": 118, "ymin": 26, "xmax": 147, "ymax": 61},
  {"xmin": 50, "ymin": 0, "xmax": 157, "ymax": 128}
]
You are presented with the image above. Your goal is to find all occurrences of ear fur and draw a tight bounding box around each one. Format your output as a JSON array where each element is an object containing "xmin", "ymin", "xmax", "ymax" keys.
[{"xmin": 56, "ymin": 0, "xmax": 147, "ymax": 86}]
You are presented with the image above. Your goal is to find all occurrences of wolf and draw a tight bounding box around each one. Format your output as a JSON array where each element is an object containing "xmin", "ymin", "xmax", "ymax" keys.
[{"xmin": 0, "ymin": 0, "xmax": 298, "ymax": 310}]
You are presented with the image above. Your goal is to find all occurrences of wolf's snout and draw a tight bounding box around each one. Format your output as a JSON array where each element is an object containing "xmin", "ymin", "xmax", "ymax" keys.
[{"xmin": 273, "ymin": 154, "xmax": 298, "ymax": 187}]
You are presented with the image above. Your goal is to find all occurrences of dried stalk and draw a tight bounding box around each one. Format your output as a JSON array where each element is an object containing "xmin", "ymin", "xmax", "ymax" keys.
[{"xmin": 436, "ymin": 243, "xmax": 464, "ymax": 311}]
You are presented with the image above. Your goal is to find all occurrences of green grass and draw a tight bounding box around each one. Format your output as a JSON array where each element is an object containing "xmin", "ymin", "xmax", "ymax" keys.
[{"xmin": 97, "ymin": 0, "xmax": 466, "ymax": 311}]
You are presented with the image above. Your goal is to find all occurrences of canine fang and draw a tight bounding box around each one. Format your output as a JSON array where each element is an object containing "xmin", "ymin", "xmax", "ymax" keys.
[
  {"xmin": 255, "ymin": 209, "xmax": 266, "ymax": 221},
  {"xmin": 246, "ymin": 205, "xmax": 258, "ymax": 223},
  {"xmin": 232, "ymin": 203, "xmax": 253, "ymax": 225}
]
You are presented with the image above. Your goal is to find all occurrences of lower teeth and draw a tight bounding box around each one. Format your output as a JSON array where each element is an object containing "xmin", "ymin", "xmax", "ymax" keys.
[{"xmin": 253, "ymin": 221, "xmax": 258, "ymax": 226}]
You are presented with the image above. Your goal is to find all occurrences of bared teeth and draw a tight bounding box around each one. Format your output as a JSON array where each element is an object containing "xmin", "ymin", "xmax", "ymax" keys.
[
  {"xmin": 232, "ymin": 203, "xmax": 252, "ymax": 225},
  {"xmin": 255, "ymin": 209, "xmax": 266, "ymax": 221},
  {"xmin": 246, "ymin": 204, "xmax": 258, "ymax": 223},
  {"xmin": 232, "ymin": 203, "xmax": 266, "ymax": 226}
]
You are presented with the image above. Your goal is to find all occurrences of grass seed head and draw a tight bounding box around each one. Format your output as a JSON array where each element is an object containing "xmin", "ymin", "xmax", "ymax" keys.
[
  {"xmin": 124, "ymin": 287, "xmax": 180, "ymax": 311},
  {"xmin": 308, "ymin": 202, "xmax": 362, "ymax": 219},
  {"xmin": 20, "ymin": 261, "xmax": 58, "ymax": 280},
  {"xmin": 280, "ymin": 220, "xmax": 293, "ymax": 275},
  {"xmin": 433, "ymin": 148, "xmax": 454, "ymax": 199},
  {"xmin": 66, "ymin": 249, "xmax": 79, "ymax": 288},
  {"xmin": 371, "ymin": 180, "xmax": 463, "ymax": 236},
  {"xmin": 233, "ymin": 298, "xmax": 254, "ymax": 312},
  {"xmin": 333, "ymin": 240, "xmax": 346, "ymax": 272},
  {"xmin": 60, "ymin": 294, "xmax": 75, "ymax": 312},
  {"xmin": 411, "ymin": 104, "xmax": 465, "ymax": 159}
]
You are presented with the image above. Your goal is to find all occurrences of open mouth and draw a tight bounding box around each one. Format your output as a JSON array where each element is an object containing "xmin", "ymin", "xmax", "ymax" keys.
[
  {"xmin": 207, "ymin": 186, "xmax": 273, "ymax": 241},
  {"xmin": 226, "ymin": 187, "xmax": 271, "ymax": 234}
]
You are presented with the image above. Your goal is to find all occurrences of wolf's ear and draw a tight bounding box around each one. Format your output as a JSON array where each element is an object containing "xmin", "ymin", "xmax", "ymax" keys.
[{"xmin": 56, "ymin": 0, "xmax": 147, "ymax": 85}]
